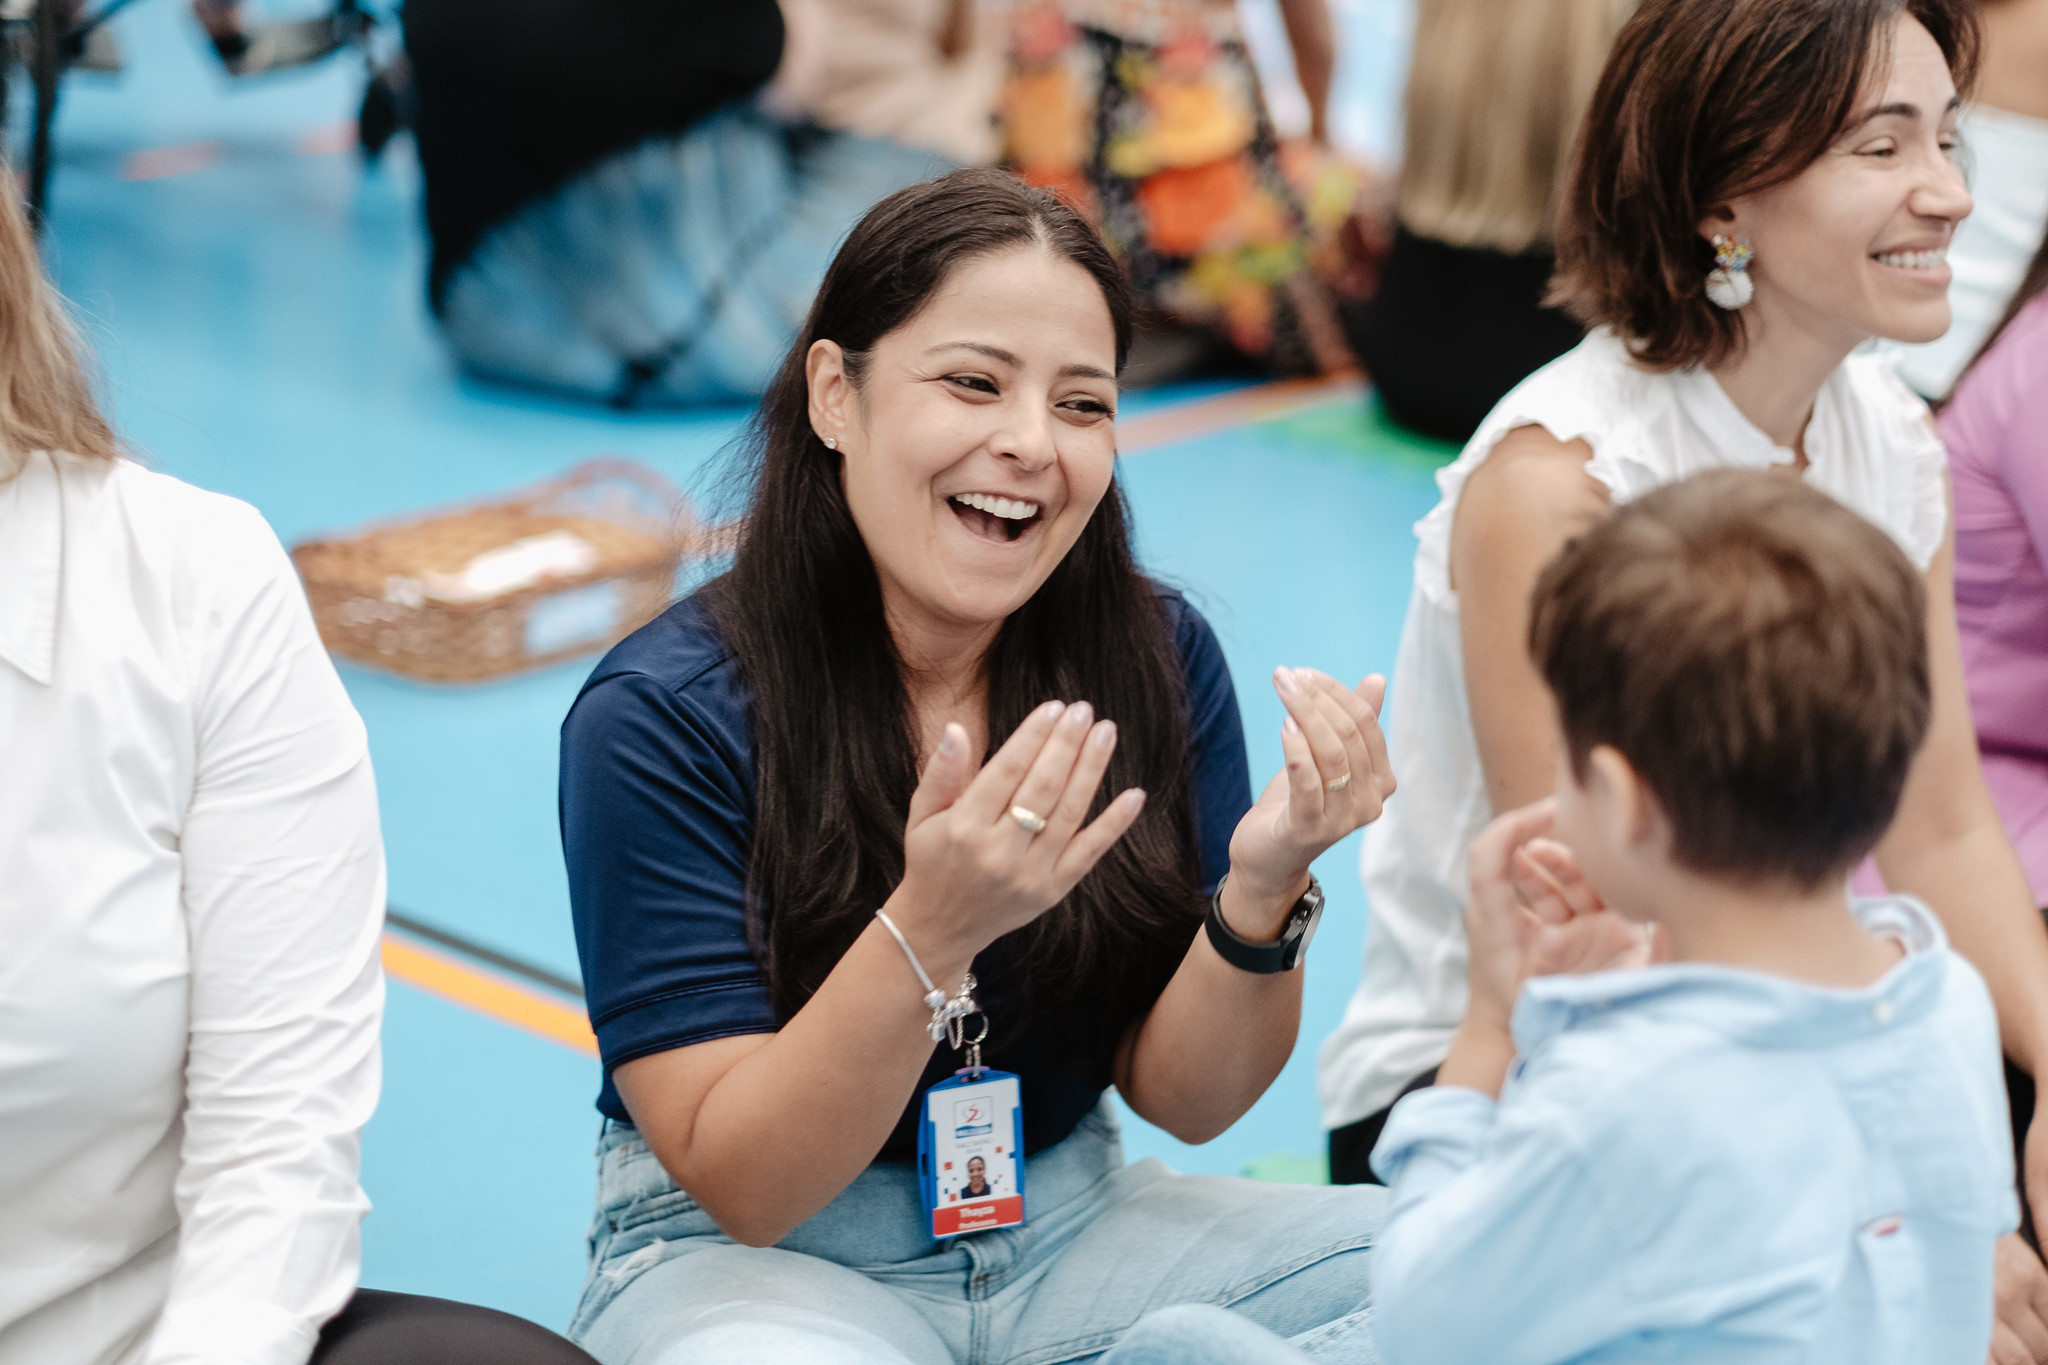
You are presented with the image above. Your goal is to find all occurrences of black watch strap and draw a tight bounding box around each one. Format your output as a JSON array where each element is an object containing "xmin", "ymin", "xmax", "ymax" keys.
[{"xmin": 1203, "ymin": 874, "xmax": 1325, "ymax": 974}]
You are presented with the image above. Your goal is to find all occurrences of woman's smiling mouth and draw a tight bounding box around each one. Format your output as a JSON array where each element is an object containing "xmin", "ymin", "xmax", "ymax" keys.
[
  {"xmin": 949, "ymin": 492, "xmax": 1044, "ymax": 543},
  {"xmin": 1872, "ymin": 245, "xmax": 1949, "ymax": 280}
]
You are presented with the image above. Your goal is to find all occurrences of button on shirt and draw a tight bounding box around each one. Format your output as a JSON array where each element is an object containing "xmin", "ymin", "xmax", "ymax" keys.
[
  {"xmin": 1370, "ymin": 896, "xmax": 2017, "ymax": 1365},
  {"xmin": 0, "ymin": 452, "xmax": 385, "ymax": 1365}
]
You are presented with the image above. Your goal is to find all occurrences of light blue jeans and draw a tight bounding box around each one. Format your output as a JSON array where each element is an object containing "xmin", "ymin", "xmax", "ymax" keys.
[
  {"xmin": 439, "ymin": 103, "xmax": 956, "ymax": 407},
  {"xmin": 1111, "ymin": 1304, "xmax": 1359, "ymax": 1364},
  {"xmin": 568, "ymin": 1102, "xmax": 1383, "ymax": 1364}
]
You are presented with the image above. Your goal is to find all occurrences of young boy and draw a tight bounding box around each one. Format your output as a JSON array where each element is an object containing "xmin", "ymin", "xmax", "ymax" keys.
[{"xmin": 1369, "ymin": 469, "xmax": 2018, "ymax": 1362}]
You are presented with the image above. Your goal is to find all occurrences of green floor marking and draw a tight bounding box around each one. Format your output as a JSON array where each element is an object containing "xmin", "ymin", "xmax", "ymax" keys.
[
  {"xmin": 1242, "ymin": 1151, "xmax": 1331, "ymax": 1185},
  {"xmin": 1252, "ymin": 393, "xmax": 1462, "ymax": 475}
]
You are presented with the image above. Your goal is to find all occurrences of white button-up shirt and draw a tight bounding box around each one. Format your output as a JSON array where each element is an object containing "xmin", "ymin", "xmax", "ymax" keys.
[{"xmin": 0, "ymin": 451, "xmax": 384, "ymax": 1365}]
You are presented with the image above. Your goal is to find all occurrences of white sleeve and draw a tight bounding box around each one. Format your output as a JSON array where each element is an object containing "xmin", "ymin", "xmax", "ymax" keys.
[{"xmin": 145, "ymin": 501, "xmax": 384, "ymax": 1365}]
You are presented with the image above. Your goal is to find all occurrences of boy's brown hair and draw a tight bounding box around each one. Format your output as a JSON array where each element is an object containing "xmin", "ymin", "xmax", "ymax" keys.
[
  {"xmin": 1529, "ymin": 470, "xmax": 1929, "ymax": 888},
  {"xmin": 1549, "ymin": 0, "xmax": 1979, "ymax": 371}
]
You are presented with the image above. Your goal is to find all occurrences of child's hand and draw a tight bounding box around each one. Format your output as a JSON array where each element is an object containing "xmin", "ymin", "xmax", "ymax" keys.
[
  {"xmin": 1511, "ymin": 837, "xmax": 1603, "ymax": 925},
  {"xmin": 1513, "ymin": 836, "xmax": 1661, "ymax": 979},
  {"xmin": 1463, "ymin": 800, "xmax": 1561, "ymax": 1029},
  {"xmin": 1465, "ymin": 800, "xmax": 1659, "ymax": 1029}
]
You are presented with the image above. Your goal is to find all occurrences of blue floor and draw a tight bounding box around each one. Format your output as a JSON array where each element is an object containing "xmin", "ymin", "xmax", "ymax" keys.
[{"xmin": 38, "ymin": 0, "xmax": 1448, "ymax": 1331}]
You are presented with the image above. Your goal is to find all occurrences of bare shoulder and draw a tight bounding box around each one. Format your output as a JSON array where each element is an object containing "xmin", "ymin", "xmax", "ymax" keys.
[
  {"xmin": 1450, "ymin": 426, "xmax": 1612, "ymax": 590},
  {"xmin": 1462, "ymin": 425, "xmax": 1610, "ymax": 523}
]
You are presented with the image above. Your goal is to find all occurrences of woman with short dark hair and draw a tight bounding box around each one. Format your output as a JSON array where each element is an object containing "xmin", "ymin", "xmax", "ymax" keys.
[
  {"xmin": 1313, "ymin": 0, "xmax": 2048, "ymax": 1348},
  {"xmin": 559, "ymin": 168, "xmax": 1395, "ymax": 1364}
]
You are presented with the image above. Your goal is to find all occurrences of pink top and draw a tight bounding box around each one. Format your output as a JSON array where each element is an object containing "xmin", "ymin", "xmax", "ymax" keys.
[{"xmin": 1945, "ymin": 289, "xmax": 2048, "ymax": 905}]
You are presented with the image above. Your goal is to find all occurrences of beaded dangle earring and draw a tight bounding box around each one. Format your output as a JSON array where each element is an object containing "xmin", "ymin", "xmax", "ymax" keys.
[{"xmin": 1705, "ymin": 234, "xmax": 1755, "ymax": 310}]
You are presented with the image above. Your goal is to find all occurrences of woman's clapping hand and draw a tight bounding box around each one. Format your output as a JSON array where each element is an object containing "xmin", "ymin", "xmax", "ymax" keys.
[
  {"xmin": 890, "ymin": 701, "xmax": 1146, "ymax": 962},
  {"xmin": 1226, "ymin": 668, "xmax": 1398, "ymax": 899}
]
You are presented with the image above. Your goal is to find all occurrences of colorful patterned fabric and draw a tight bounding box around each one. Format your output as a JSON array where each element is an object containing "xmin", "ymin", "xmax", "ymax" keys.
[{"xmin": 1000, "ymin": 0, "xmax": 1359, "ymax": 374}]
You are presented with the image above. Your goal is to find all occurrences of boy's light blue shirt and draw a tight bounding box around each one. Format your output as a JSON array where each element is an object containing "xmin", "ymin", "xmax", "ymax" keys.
[{"xmin": 1370, "ymin": 895, "xmax": 2017, "ymax": 1364}]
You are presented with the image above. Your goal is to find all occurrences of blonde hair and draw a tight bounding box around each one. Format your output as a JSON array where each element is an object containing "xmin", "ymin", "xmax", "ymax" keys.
[
  {"xmin": 1395, "ymin": 0, "xmax": 1635, "ymax": 254},
  {"xmin": 0, "ymin": 185, "xmax": 117, "ymax": 474}
]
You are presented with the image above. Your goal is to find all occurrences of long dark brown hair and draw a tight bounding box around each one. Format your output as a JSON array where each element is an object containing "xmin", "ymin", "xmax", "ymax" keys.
[{"xmin": 705, "ymin": 169, "xmax": 1206, "ymax": 1032}]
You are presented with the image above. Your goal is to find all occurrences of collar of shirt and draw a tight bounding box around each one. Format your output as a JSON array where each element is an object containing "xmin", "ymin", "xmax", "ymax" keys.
[
  {"xmin": 0, "ymin": 450, "xmax": 62, "ymax": 685},
  {"xmin": 1670, "ymin": 348, "xmax": 1855, "ymax": 474},
  {"xmin": 1511, "ymin": 894, "xmax": 1950, "ymax": 1055}
]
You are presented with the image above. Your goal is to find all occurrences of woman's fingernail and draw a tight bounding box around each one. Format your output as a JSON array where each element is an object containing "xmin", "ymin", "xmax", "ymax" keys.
[
  {"xmin": 1274, "ymin": 666, "xmax": 1299, "ymax": 695},
  {"xmin": 939, "ymin": 725, "xmax": 962, "ymax": 756},
  {"xmin": 1091, "ymin": 720, "xmax": 1117, "ymax": 749},
  {"xmin": 1039, "ymin": 700, "xmax": 1066, "ymax": 721},
  {"xmin": 1283, "ymin": 716, "xmax": 1301, "ymax": 735},
  {"xmin": 1122, "ymin": 788, "xmax": 1147, "ymax": 813},
  {"xmin": 1066, "ymin": 701, "xmax": 1094, "ymax": 728}
]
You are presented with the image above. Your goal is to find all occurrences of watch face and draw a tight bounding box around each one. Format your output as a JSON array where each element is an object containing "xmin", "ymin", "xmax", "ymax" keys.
[
  {"xmin": 1295, "ymin": 907, "xmax": 1320, "ymax": 960},
  {"xmin": 1281, "ymin": 888, "xmax": 1323, "ymax": 968}
]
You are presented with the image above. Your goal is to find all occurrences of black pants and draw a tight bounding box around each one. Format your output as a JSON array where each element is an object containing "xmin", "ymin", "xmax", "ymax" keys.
[
  {"xmin": 1340, "ymin": 226, "xmax": 1585, "ymax": 445},
  {"xmin": 311, "ymin": 1290, "xmax": 597, "ymax": 1364},
  {"xmin": 1333, "ymin": 1059, "xmax": 2043, "ymax": 1251},
  {"xmin": 2013, "ymin": 1055, "xmax": 2040, "ymax": 1249},
  {"xmin": 1326, "ymin": 1068, "xmax": 1438, "ymax": 1187}
]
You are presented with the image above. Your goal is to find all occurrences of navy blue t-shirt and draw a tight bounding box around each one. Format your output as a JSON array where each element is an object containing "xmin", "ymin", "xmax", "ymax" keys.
[{"xmin": 559, "ymin": 587, "xmax": 1251, "ymax": 1161}]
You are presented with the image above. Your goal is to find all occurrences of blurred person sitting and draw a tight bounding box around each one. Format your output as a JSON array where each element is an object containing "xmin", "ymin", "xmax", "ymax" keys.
[
  {"xmin": 1942, "ymin": 230, "xmax": 2048, "ymax": 1297},
  {"xmin": 411, "ymin": 0, "xmax": 1001, "ymax": 409},
  {"xmin": 1945, "ymin": 227, "xmax": 2048, "ymax": 908},
  {"xmin": 0, "ymin": 177, "xmax": 595, "ymax": 1365},
  {"xmin": 1340, "ymin": 0, "xmax": 1632, "ymax": 442},
  {"xmin": 1892, "ymin": 0, "xmax": 2048, "ymax": 399},
  {"xmin": 998, "ymin": 0, "xmax": 1360, "ymax": 381},
  {"xmin": 185, "ymin": 0, "xmax": 360, "ymax": 77}
]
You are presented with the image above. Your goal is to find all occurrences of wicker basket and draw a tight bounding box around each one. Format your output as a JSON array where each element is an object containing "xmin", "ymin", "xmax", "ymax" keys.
[{"xmin": 292, "ymin": 459, "xmax": 693, "ymax": 683}]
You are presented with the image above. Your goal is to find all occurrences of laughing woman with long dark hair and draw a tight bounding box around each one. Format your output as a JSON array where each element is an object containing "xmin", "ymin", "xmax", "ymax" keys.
[{"xmin": 558, "ymin": 169, "xmax": 1394, "ymax": 1364}]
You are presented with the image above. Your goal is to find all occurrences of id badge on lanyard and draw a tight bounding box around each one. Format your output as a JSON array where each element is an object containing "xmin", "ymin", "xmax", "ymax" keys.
[
  {"xmin": 914, "ymin": 977, "xmax": 1026, "ymax": 1238},
  {"xmin": 917, "ymin": 1068, "xmax": 1026, "ymax": 1238}
]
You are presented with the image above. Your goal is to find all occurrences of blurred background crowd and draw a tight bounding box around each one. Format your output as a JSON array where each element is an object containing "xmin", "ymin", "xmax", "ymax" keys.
[{"xmin": 27, "ymin": 0, "xmax": 2044, "ymax": 420}]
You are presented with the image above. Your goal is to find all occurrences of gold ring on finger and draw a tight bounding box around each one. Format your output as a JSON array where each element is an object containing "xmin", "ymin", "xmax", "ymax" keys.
[
  {"xmin": 1009, "ymin": 805, "xmax": 1048, "ymax": 835},
  {"xmin": 1325, "ymin": 773, "xmax": 1352, "ymax": 793}
]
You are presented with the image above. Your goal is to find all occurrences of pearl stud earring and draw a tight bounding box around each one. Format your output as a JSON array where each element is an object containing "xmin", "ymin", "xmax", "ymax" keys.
[{"xmin": 823, "ymin": 436, "xmax": 838, "ymax": 450}]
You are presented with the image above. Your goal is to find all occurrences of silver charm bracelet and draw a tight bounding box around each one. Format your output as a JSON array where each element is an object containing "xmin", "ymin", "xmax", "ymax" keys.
[{"xmin": 875, "ymin": 909, "xmax": 979, "ymax": 1043}]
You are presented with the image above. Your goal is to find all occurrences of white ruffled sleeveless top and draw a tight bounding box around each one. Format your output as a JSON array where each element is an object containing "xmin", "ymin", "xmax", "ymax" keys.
[{"xmin": 1316, "ymin": 328, "xmax": 1949, "ymax": 1129}]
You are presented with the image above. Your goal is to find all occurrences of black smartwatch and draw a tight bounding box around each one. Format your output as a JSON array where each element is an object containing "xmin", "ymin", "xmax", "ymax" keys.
[{"xmin": 1203, "ymin": 873, "xmax": 1325, "ymax": 974}]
